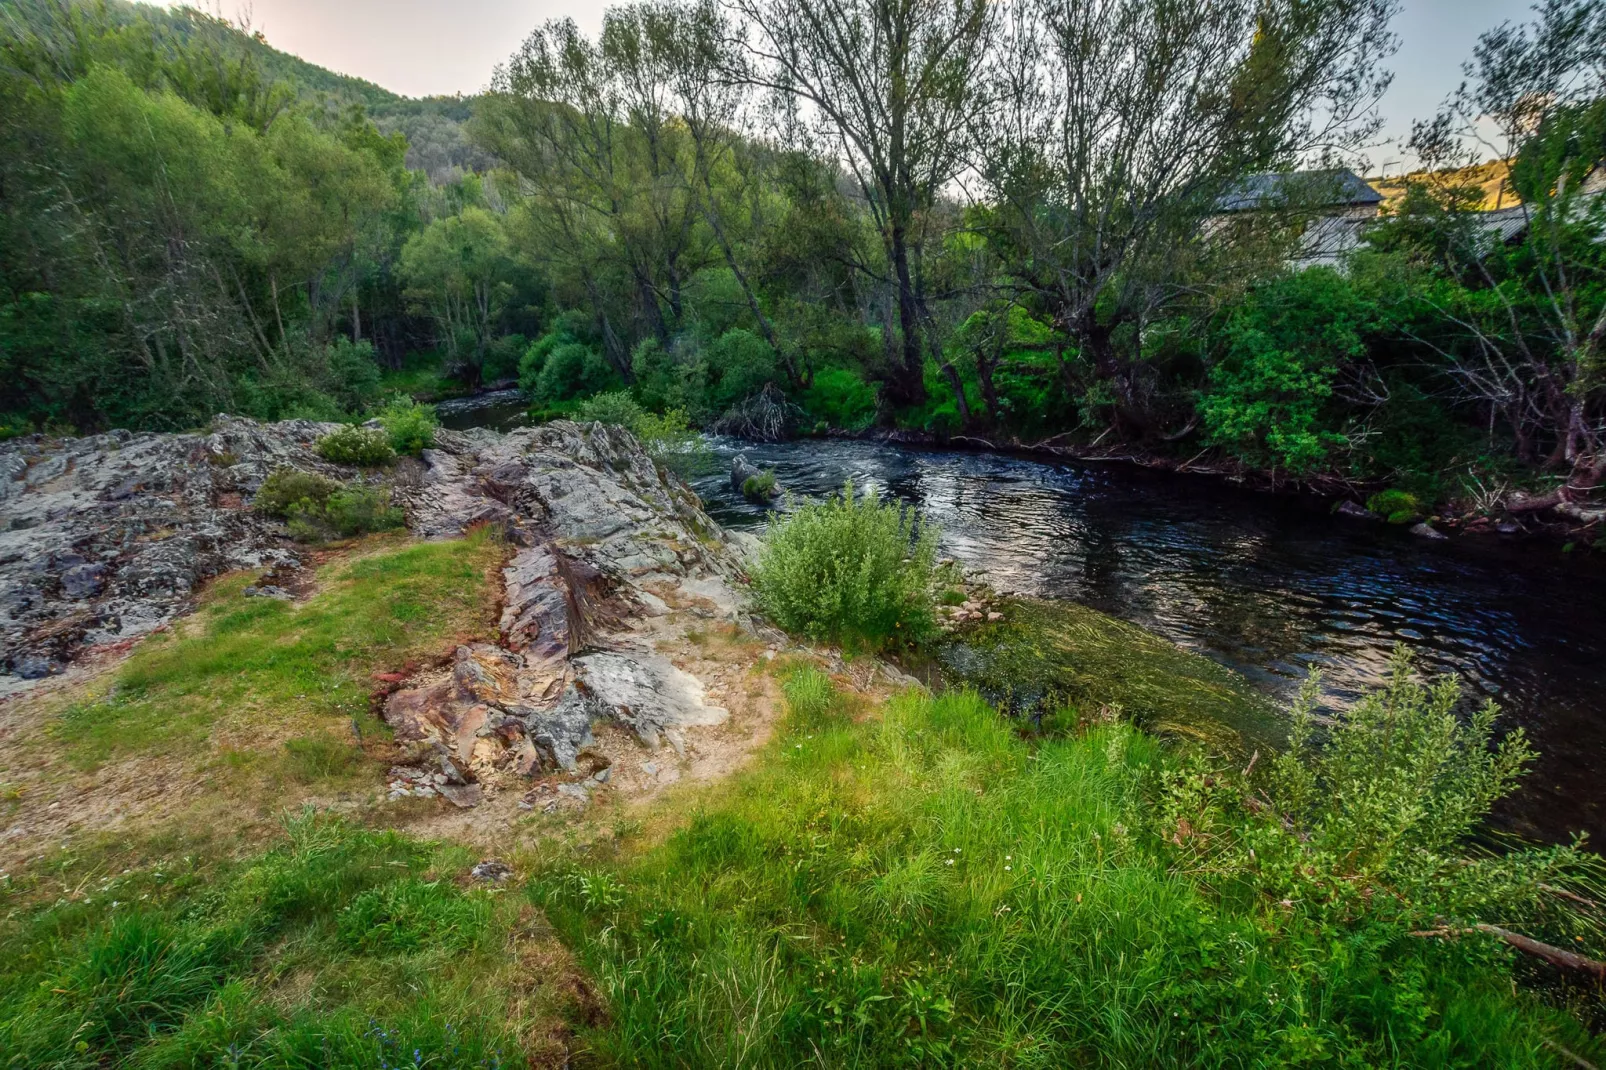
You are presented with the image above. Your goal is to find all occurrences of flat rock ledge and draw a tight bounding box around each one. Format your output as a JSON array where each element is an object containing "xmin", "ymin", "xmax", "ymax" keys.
[{"xmin": 1, "ymin": 417, "xmax": 749, "ymax": 808}]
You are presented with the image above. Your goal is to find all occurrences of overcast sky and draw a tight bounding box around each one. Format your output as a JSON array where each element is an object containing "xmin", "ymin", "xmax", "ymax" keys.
[{"xmin": 177, "ymin": 0, "xmax": 1536, "ymax": 167}]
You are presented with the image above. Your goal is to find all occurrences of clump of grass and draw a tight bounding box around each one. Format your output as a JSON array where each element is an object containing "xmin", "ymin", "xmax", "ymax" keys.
[
  {"xmin": 376, "ymin": 397, "xmax": 439, "ymax": 456},
  {"xmin": 281, "ymin": 733, "xmax": 362, "ymax": 784},
  {"xmin": 337, "ymin": 879, "xmax": 490, "ymax": 954},
  {"xmin": 315, "ymin": 424, "xmax": 395, "ymax": 466},
  {"xmin": 0, "ymin": 814, "xmax": 524, "ymax": 1068},
  {"xmin": 752, "ymin": 480, "xmax": 938, "ymax": 651},
  {"xmin": 1367, "ymin": 487, "xmax": 1423, "ymax": 524},
  {"xmin": 528, "ymin": 664, "xmax": 1603, "ymax": 1067},
  {"xmin": 741, "ymin": 469, "xmax": 777, "ymax": 501}
]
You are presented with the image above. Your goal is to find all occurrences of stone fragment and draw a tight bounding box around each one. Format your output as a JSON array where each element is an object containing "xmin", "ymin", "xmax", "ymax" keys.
[{"xmin": 471, "ymin": 859, "xmax": 514, "ymax": 882}]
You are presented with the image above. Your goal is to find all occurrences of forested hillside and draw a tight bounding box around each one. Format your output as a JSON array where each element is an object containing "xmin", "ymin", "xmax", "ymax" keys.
[{"xmin": 2, "ymin": 0, "xmax": 1604, "ymax": 522}]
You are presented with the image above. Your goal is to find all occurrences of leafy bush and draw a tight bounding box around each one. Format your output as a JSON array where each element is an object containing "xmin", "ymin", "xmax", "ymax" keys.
[
  {"xmin": 752, "ymin": 480, "xmax": 938, "ymax": 649},
  {"xmin": 287, "ymin": 485, "xmax": 404, "ymax": 542},
  {"xmin": 1161, "ymin": 649, "xmax": 1597, "ymax": 950},
  {"xmin": 706, "ymin": 328, "xmax": 779, "ymax": 412},
  {"xmin": 252, "ymin": 468, "xmax": 341, "ymax": 518},
  {"xmin": 314, "ymin": 425, "xmax": 395, "ymax": 466},
  {"xmin": 1201, "ymin": 268, "xmax": 1377, "ymax": 473},
  {"xmin": 536, "ymin": 342, "xmax": 617, "ymax": 404},
  {"xmin": 631, "ymin": 336, "xmax": 711, "ymax": 415},
  {"xmin": 799, "ymin": 366, "xmax": 879, "ymax": 430},
  {"xmin": 577, "ymin": 390, "xmax": 646, "ymax": 427},
  {"xmin": 1366, "ymin": 487, "xmax": 1423, "ymax": 524},
  {"xmin": 376, "ymin": 397, "xmax": 438, "ymax": 455}
]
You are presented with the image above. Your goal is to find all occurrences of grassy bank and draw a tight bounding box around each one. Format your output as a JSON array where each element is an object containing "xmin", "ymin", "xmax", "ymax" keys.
[
  {"xmin": 529, "ymin": 668, "xmax": 1601, "ymax": 1067},
  {"xmin": 7, "ymin": 666, "xmax": 1598, "ymax": 1067},
  {"xmin": 48, "ymin": 530, "xmax": 503, "ymax": 780},
  {"xmin": 0, "ymin": 813, "xmax": 570, "ymax": 1068},
  {"xmin": 2, "ymin": 515, "xmax": 1602, "ymax": 1067}
]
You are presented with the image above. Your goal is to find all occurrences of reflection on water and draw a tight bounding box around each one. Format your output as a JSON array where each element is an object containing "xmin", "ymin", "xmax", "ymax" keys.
[{"xmin": 688, "ymin": 436, "xmax": 1606, "ymax": 845}]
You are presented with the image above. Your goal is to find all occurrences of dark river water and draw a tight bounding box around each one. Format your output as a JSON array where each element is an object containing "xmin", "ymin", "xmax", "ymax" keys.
[{"xmin": 682, "ymin": 437, "xmax": 1606, "ymax": 846}]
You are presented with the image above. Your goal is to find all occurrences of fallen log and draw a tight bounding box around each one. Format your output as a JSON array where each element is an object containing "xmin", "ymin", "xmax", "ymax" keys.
[{"xmin": 1410, "ymin": 923, "xmax": 1606, "ymax": 980}]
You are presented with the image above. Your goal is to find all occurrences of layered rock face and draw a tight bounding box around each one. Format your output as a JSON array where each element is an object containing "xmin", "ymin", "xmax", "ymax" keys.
[
  {"xmin": 0, "ymin": 418, "xmax": 340, "ymax": 686},
  {"xmin": 1, "ymin": 418, "xmax": 750, "ymax": 806}
]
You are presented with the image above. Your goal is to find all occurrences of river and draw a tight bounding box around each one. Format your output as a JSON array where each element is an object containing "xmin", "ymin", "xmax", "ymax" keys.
[
  {"xmin": 686, "ymin": 437, "xmax": 1606, "ymax": 846},
  {"xmin": 446, "ymin": 402, "xmax": 1605, "ymax": 844}
]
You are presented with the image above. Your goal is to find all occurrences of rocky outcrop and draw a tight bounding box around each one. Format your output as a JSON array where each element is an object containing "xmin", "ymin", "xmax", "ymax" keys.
[
  {"xmin": 0, "ymin": 417, "xmax": 352, "ymax": 687},
  {"xmin": 379, "ymin": 421, "xmax": 744, "ymax": 803},
  {"xmin": 2, "ymin": 415, "xmax": 749, "ymax": 807}
]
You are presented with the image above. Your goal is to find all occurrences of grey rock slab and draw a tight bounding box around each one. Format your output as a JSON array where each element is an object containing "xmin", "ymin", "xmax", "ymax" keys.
[{"xmin": 572, "ymin": 651, "xmax": 729, "ymax": 751}]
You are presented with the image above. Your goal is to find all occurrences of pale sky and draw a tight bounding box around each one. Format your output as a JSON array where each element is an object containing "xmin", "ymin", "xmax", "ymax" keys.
[{"xmin": 167, "ymin": 0, "xmax": 1534, "ymax": 164}]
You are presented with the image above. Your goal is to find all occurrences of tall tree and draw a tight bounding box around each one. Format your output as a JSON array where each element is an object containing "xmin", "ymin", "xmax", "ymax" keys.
[
  {"xmin": 980, "ymin": 0, "xmax": 1396, "ymax": 436},
  {"xmin": 730, "ymin": 0, "xmax": 994, "ymax": 405},
  {"xmin": 1406, "ymin": 0, "xmax": 1606, "ymax": 506}
]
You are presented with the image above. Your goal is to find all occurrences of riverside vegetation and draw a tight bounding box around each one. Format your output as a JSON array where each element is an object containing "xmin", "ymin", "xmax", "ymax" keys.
[
  {"xmin": 1, "ymin": 484, "xmax": 1603, "ymax": 1067},
  {"xmin": 3, "ymin": 0, "xmax": 1605, "ymax": 532}
]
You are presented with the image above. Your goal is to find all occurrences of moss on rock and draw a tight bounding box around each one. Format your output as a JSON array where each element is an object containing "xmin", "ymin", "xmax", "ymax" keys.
[{"xmin": 936, "ymin": 596, "xmax": 1279, "ymax": 751}]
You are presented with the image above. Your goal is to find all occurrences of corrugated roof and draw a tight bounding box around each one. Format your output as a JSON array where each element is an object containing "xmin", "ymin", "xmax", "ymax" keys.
[{"xmin": 1216, "ymin": 168, "xmax": 1383, "ymax": 212}]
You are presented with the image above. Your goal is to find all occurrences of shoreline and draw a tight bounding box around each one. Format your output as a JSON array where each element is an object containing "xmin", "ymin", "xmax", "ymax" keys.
[{"xmin": 811, "ymin": 425, "xmax": 1605, "ymax": 549}]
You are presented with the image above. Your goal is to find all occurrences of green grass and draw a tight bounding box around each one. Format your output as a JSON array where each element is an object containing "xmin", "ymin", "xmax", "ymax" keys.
[
  {"xmin": 0, "ymin": 814, "xmax": 533, "ymax": 1069},
  {"xmin": 52, "ymin": 530, "xmax": 504, "ymax": 768},
  {"xmin": 527, "ymin": 668, "xmax": 1601, "ymax": 1068}
]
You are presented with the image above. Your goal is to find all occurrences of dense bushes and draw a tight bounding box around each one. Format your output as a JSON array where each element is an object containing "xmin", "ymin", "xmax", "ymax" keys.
[
  {"xmin": 253, "ymin": 467, "xmax": 404, "ymax": 541},
  {"xmin": 752, "ymin": 481, "xmax": 938, "ymax": 649},
  {"xmin": 375, "ymin": 397, "xmax": 438, "ymax": 455},
  {"xmin": 314, "ymin": 425, "xmax": 395, "ymax": 466},
  {"xmin": 1200, "ymin": 268, "xmax": 1376, "ymax": 474}
]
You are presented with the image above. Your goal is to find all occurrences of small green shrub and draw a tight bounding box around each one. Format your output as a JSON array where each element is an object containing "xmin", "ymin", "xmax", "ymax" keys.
[
  {"xmin": 938, "ymin": 587, "xmax": 967, "ymax": 606},
  {"xmin": 752, "ymin": 480, "xmax": 938, "ymax": 650},
  {"xmin": 741, "ymin": 470, "xmax": 776, "ymax": 501},
  {"xmin": 1161, "ymin": 649, "xmax": 1597, "ymax": 945},
  {"xmin": 577, "ymin": 390, "xmax": 646, "ymax": 427},
  {"xmin": 287, "ymin": 485, "xmax": 404, "ymax": 542},
  {"xmin": 253, "ymin": 468, "xmax": 341, "ymax": 518},
  {"xmin": 1366, "ymin": 487, "xmax": 1422, "ymax": 524},
  {"xmin": 315, "ymin": 425, "xmax": 395, "ymax": 466},
  {"xmin": 376, "ymin": 398, "xmax": 438, "ymax": 455}
]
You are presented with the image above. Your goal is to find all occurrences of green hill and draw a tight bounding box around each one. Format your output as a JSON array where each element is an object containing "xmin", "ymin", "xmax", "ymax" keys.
[{"xmin": 0, "ymin": 0, "xmax": 489, "ymax": 180}]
